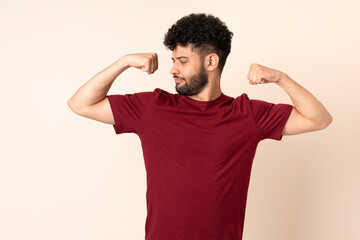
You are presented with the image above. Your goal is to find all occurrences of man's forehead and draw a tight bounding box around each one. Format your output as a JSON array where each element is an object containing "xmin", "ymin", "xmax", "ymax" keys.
[{"xmin": 171, "ymin": 44, "xmax": 197, "ymax": 59}]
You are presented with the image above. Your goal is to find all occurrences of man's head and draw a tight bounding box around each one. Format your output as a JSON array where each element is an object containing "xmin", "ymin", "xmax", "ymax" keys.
[
  {"xmin": 163, "ymin": 13, "xmax": 233, "ymax": 75},
  {"xmin": 163, "ymin": 13, "xmax": 233, "ymax": 96}
]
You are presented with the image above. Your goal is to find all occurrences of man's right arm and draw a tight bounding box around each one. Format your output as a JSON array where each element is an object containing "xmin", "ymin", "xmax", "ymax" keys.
[{"xmin": 67, "ymin": 53, "xmax": 158, "ymax": 125}]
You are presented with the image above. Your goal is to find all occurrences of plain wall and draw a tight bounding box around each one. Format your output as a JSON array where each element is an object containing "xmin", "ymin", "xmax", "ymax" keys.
[{"xmin": 0, "ymin": 0, "xmax": 359, "ymax": 239}]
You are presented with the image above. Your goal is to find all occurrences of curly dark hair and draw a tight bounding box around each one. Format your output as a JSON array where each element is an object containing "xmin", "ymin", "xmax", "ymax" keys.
[{"xmin": 163, "ymin": 13, "xmax": 233, "ymax": 74}]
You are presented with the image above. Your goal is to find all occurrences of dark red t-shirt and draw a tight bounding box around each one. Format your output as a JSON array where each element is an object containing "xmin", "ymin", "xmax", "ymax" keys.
[{"xmin": 107, "ymin": 88, "xmax": 293, "ymax": 240}]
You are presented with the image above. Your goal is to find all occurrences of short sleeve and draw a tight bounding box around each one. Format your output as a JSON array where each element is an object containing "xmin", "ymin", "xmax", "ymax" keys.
[
  {"xmin": 244, "ymin": 94, "xmax": 293, "ymax": 141},
  {"xmin": 106, "ymin": 90, "xmax": 157, "ymax": 134}
]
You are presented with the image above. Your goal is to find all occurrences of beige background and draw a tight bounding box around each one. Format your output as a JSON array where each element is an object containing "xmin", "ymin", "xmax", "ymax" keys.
[{"xmin": 0, "ymin": 0, "xmax": 359, "ymax": 239}]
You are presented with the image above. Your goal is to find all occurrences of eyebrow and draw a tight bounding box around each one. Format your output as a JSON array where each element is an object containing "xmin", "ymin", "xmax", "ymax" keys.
[{"xmin": 171, "ymin": 56, "xmax": 189, "ymax": 61}]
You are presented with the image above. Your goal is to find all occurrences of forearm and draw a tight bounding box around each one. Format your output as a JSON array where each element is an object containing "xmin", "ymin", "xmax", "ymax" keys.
[
  {"xmin": 68, "ymin": 56, "xmax": 130, "ymax": 111},
  {"xmin": 276, "ymin": 73, "xmax": 333, "ymax": 127}
]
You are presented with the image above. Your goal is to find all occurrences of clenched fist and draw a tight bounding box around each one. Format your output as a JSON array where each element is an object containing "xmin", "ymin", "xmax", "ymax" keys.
[
  {"xmin": 124, "ymin": 53, "xmax": 158, "ymax": 75},
  {"xmin": 247, "ymin": 63, "xmax": 284, "ymax": 85}
]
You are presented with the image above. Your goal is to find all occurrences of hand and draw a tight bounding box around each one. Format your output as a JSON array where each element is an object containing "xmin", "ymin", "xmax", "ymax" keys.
[
  {"xmin": 124, "ymin": 53, "xmax": 158, "ymax": 74},
  {"xmin": 247, "ymin": 63, "xmax": 284, "ymax": 85}
]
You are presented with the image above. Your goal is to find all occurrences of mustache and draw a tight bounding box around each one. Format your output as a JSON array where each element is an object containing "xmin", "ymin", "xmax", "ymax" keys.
[{"xmin": 173, "ymin": 75, "xmax": 185, "ymax": 80}]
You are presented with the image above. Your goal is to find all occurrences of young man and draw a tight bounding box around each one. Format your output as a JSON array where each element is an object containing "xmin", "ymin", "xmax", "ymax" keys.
[{"xmin": 68, "ymin": 13, "xmax": 332, "ymax": 240}]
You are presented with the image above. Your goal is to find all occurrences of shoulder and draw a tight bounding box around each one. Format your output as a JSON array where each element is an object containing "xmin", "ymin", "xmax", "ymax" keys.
[
  {"xmin": 239, "ymin": 93, "xmax": 249, "ymax": 99},
  {"xmin": 153, "ymin": 87, "xmax": 174, "ymax": 96},
  {"xmin": 234, "ymin": 93, "xmax": 252, "ymax": 108},
  {"xmin": 235, "ymin": 93, "xmax": 270, "ymax": 107},
  {"xmin": 154, "ymin": 87, "xmax": 167, "ymax": 96},
  {"xmin": 153, "ymin": 87, "xmax": 180, "ymax": 102},
  {"xmin": 129, "ymin": 87, "xmax": 165, "ymax": 101}
]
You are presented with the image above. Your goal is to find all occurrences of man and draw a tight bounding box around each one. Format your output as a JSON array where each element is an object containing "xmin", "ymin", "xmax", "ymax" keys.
[{"xmin": 68, "ymin": 13, "xmax": 332, "ymax": 240}]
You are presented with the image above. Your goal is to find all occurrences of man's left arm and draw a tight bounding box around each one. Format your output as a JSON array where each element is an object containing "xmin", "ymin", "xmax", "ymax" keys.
[{"xmin": 247, "ymin": 63, "xmax": 333, "ymax": 135}]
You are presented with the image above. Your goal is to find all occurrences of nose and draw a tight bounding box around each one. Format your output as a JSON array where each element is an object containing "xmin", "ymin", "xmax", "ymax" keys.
[{"xmin": 170, "ymin": 62, "xmax": 179, "ymax": 76}]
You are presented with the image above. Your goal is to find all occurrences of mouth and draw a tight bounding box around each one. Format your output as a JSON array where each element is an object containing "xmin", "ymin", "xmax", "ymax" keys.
[{"xmin": 174, "ymin": 77, "xmax": 184, "ymax": 83}]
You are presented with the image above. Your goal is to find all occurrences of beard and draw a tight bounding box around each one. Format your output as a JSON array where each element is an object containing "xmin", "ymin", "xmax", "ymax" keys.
[{"xmin": 174, "ymin": 64, "xmax": 209, "ymax": 96}]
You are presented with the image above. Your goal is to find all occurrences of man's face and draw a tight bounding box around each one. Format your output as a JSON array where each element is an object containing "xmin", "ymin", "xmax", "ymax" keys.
[{"xmin": 171, "ymin": 44, "xmax": 209, "ymax": 96}]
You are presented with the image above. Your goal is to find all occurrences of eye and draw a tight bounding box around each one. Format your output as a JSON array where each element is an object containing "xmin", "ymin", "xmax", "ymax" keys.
[{"xmin": 180, "ymin": 61, "xmax": 187, "ymax": 64}]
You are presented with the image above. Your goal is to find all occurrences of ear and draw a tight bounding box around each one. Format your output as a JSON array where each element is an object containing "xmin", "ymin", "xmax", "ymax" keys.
[{"xmin": 204, "ymin": 53, "xmax": 219, "ymax": 72}]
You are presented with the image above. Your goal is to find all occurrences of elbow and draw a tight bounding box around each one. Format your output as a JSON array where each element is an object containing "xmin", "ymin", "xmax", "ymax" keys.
[
  {"xmin": 67, "ymin": 99, "xmax": 74, "ymax": 110},
  {"xmin": 67, "ymin": 99, "xmax": 72, "ymax": 107},
  {"xmin": 328, "ymin": 114, "xmax": 333, "ymax": 125},
  {"xmin": 67, "ymin": 99, "xmax": 80, "ymax": 114},
  {"xmin": 319, "ymin": 114, "xmax": 333, "ymax": 130}
]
